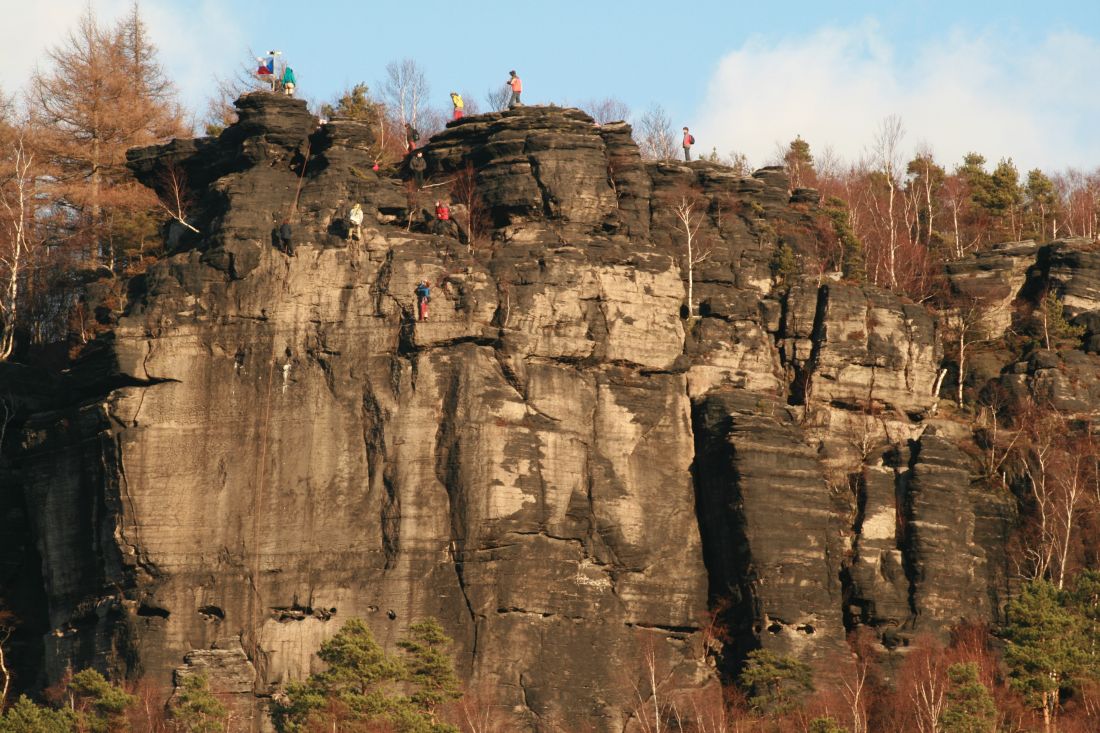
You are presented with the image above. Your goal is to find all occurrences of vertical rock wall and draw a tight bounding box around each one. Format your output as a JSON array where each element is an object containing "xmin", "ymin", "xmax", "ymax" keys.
[{"xmin": 1, "ymin": 94, "xmax": 1022, "ymax": 730}]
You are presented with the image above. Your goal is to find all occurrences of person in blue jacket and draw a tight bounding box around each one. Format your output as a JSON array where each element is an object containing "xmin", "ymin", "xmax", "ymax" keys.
[{"xmin": 415, "ymin": 281, "xmax": 431, "ymax": 321}]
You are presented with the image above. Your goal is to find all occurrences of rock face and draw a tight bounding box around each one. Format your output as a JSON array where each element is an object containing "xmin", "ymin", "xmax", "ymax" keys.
[{"xmin": 2, "ymin": 94, "xmax": 1022, "ymax": 730}]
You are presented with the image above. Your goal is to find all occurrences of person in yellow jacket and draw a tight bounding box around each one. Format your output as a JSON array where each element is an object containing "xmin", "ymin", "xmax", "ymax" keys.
[{"xmin": 450, "ymin": 92, "xmax": 464, "ymax": 120}]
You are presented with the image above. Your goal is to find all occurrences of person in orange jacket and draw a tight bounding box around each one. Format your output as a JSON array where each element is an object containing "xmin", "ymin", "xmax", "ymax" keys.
[{"xmin": 507, "ymin": 70, "xmax": 522, "ymax": 108}]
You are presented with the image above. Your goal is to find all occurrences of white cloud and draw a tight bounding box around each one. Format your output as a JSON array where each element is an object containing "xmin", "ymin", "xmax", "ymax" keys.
[
  {"xmin": 0, "ymin": 0, "xmax": 246, "ymax": 125},
  {"xmin": 696, "ymin": 21, "xmax": 1100, "ymax": 173}
]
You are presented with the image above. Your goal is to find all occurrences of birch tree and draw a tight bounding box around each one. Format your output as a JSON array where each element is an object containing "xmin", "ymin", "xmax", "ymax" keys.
[{"xmin": 382, "ymin": 58, "xmax": 429, "ymax": 128}]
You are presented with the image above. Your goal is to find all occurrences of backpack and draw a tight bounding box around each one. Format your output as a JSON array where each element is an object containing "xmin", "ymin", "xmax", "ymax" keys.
[
  {"xmin": 410, "ymin": 128, "xmax": 420, "ymax": 141},
  {"xmin": 689, "ymin": 135, "xmax": 695, "ymax": 145}
]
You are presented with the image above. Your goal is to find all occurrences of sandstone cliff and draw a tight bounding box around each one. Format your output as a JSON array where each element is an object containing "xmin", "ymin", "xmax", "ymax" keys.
[{"xmin": 1, "ymin": 94, "xmax": 1032, "ymax": 730}]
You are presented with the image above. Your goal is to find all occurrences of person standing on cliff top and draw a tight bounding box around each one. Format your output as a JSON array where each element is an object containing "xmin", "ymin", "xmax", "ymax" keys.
[
  {"xmin": 507, "ymin": 71, "xmax": 522, "ymax": 108},
  {"xmin": 450, "ymin": 92, "xmax": 464, "ymax": 120},
  {"xmin": 410, "ymin": 152, "xmax": 427, "ymax": 189},
  {"xmin": 683, "ymin": 127, "xmax": 695, "ymax": 162},
  {"xmin": 415, "ymin": 281, "xmax": 431, "ymax": 321},
  {"xmin": 282, "ymin": 66, "xmax": 296, "ymax": 96},
  {"xmin": 405, "ymin": 123, "xmax": 420, "ymax": 151}
]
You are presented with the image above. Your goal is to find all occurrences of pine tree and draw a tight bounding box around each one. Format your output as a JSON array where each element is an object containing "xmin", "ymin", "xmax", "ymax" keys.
[
  {"xmin": 1001, "ymin": 580, "xmax": 1093, "ymax": 731},
  {"xmin": 169, "ymin": 674, "xmax": 227, "ymax": 733},
  {"xmin": 397, "ymin": 619, "xmax": 462, "ymax": 713},
  {"xmin": 1025, "ymin": 169, "xmax": 1059, "ymax": 241},
  {"xmin": 939, "ymin": 663, "xmax": 996, "ymax": 733},
  {"xmin": 783, "ymin": 136, "xmax": 817, "ymax": 189},
  {"xmin": 0, "ymin": 695, "xmax": 76, "ymax": 733},
  {"xmin": 273, "ymin": 617, "xmax": 461, "ymax": 733},
  {"xmin": 808, "ymin": 716, "xmax": 848, "ymax": 733},
  {"xmin": 823, "ymin": 196, "xmax": 865, "ymax": 281},
  {"xmin": 68, "ymin": 668, "xmax": 137, "ymax": 733},
  {"xmin": 739, "ymin": 649, "xmax": 813, "ymax": 714}
]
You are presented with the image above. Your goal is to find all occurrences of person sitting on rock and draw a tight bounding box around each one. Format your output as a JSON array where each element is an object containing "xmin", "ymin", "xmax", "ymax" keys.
[
  {"xmin": 277, "ymin": 220, "xmax": 294, "ymax": 255},
  {"xmin": 347, "ymin": 203, "xmax": 364, "ymax": 242},
  {"xmin": 433, "ymin": 200, "xmax": 452, "ymax": 235},
  {"xmin": 410, "ymin": 152, "xmax": 427, "ymax": 189},
  {"xmin": 415, "ymin": 281, "xmax": 431, "ymax": 322},
  {"xmin": 507, "ymin": 70, "xmax": 522, "ymax": 108},
  {"xmin": 450, "ymin": 92, "xmax": 464, "ymax": 120},
  {"xmin": 282, "ymin": 66, "xmax": 296, "ymax": 96}
]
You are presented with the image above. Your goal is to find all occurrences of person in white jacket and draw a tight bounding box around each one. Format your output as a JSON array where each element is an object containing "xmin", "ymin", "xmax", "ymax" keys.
[{"xmin": 348, "ymin": 203, "xmax": 364, "ymax": 242}]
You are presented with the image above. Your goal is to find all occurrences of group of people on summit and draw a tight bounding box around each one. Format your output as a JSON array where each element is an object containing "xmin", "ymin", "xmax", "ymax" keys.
[{"xmin": 266, "ymin": 61, "xmax": 697, "ymax": 320}]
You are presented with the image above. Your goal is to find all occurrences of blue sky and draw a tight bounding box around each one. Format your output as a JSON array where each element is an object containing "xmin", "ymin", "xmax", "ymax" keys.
[{"xmin": 4, "ymin": 1, "xmax": 1100, "ymax": 171}]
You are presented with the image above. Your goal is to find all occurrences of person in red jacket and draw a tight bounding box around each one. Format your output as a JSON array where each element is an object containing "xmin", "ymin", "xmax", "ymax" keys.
[
  {"xmin": 507, "ymin": 70, "xmax": 522, "ymax": 108},
  {"xmin": 683, "ymin": 127, "xmax": 695, "ymax": 162},
  {"xmin": 433, "ymin": 200, "xmax": 452, "ymax": 235}
]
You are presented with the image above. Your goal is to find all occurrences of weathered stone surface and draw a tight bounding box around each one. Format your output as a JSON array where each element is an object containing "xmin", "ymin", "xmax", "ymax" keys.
[
  {"xmin": 693, "ymin": 391, "xmax": 847, "ymax": 665},
  {"xmin": 945, "ymin": 240, "xmax": 1040, "ymax": 338},
  {"xmin": 1046, "ymin": 237, "xmax": 1100, "ymax": 314},
  {"xmin": 845, "ymin": 433, "xmax": 1015, "ymax": 645},
  {"xmin": 2, "ymin": 95, "xmax": 1032, "ymax": 729}
]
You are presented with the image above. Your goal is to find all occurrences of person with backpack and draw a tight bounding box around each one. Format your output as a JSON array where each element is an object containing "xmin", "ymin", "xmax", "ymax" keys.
[
  {"xmin": 415, "ymin": 281, "xmax": 431, "ymax": 321},
  {"xmin": 507, "ymin": 71, "xmax": 522, "ymax": 108},
  {"xmin": 450, "ymin": 92, "xmax": 464, "ymax": 120},
  {"xmin": 683, "ymin": 127, "xmax": 695, "ymax": 162},
  {"xmin": 405, "ymin": 123, "xmax": 420, "ymax": 151},
  {"xmin": 282, "ymin": 66, "xmax": 296, "ymax": 96},
  {"xmin": 409, "ymin": 152, "xmax": 427, "ymax": 189}
]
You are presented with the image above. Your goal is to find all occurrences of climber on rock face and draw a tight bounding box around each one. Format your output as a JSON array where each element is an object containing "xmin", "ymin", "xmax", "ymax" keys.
[
  {"xmin": 410, "ymin": 152, "xmax": 427, "ymax": 189},
  {"xmin": 405, "ymin": 123, "xmax": 420, "ymax": 151},
  {"xmin": 682, "ymin": 127, "xmax": 694, "ymax": 162},
  {"xmin": 277, "ymin": 220, "xmax": 294, "ymax": 255},
  {"xmin": 415, "ymin": 281, "xmax": 431, "ymax": 321},
  {"xmin": 507, "ymin": 70, "xmax": 522, "ymax": 108},
  {"xmin": 347, "ymin": 203, "xmax": 364, "ymax": 242},
  {"xmin": 450, "ymin": 92, "xmax": 464, "ymax": 120}
]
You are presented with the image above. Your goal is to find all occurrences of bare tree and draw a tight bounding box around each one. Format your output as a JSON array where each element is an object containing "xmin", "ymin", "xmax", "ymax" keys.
[
  {"xmin": 637, "ymin": 104, "xmax": 676, "ymax": 161},
  {"xmin": 671, "ymin": 192, "xmax": 712, "ymax": 316},
  {"xmin": 869, "ymin": 115, "xmax": 905, "ymax": 289},
  {"xmin": 581, "ymin": 97, "xmax": 631, "ymax": 124},
  {"xmin": 382, "ymin": 58, "xmax": 429, "ymax": 127},
  {"xmin": 0, "ymin": 129, "xmax": 41, "ymax": 361},
  {"xmin": 484, "ymin": 85, "xmax": 510, "ymax": 113},
  {"xmin": 153, "ymin": 162, "xmax": 198, "ymax": 234}
]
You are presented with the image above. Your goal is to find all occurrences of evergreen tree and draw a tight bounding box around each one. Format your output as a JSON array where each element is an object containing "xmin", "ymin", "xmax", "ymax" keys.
[
  {"xmin": 273, "ymin": 617, "xmax": 460, "ymax": 733},
  {"xmin": 397, "ymin": 619, "xmax": 462, "ymax": 713},
  {"xmin": 808, "ymin": 716, "xmax": 848, "ymax": 733},
  {"xmin": 823, "ymin": 196, "xmax": 865, "ymax": 281},
  {"xmin": 939, "ymin": 663, "xmax": 996, "ymax": 733},
  {"xmin": 321, "ymin": 83, "xmax": 381, "ymax": 125},
  {"xmin": 0, "ymin": 695, "xmax": 75, "ymax": 733},
  {"xmin": 783, "ymin": 136, "xmax": 817, "ymax": 188},
  {"xmin": 68, "ymin": 669, "xmax": 136, "ymax": 733},
  {"xmin": 168, "ymin": 674, "xmax": 227, "ymax": 733},
  {"xmin": 1024, "ymin": 169, "xmax": 1060, "ymax": 241},
  {"xmin": 1001, "ymin": 580, "xmax": 1093, "ymax": 729},
  {"xmin": 739, "ymin": 649, "xmax": 813, "ymax": 714}
]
